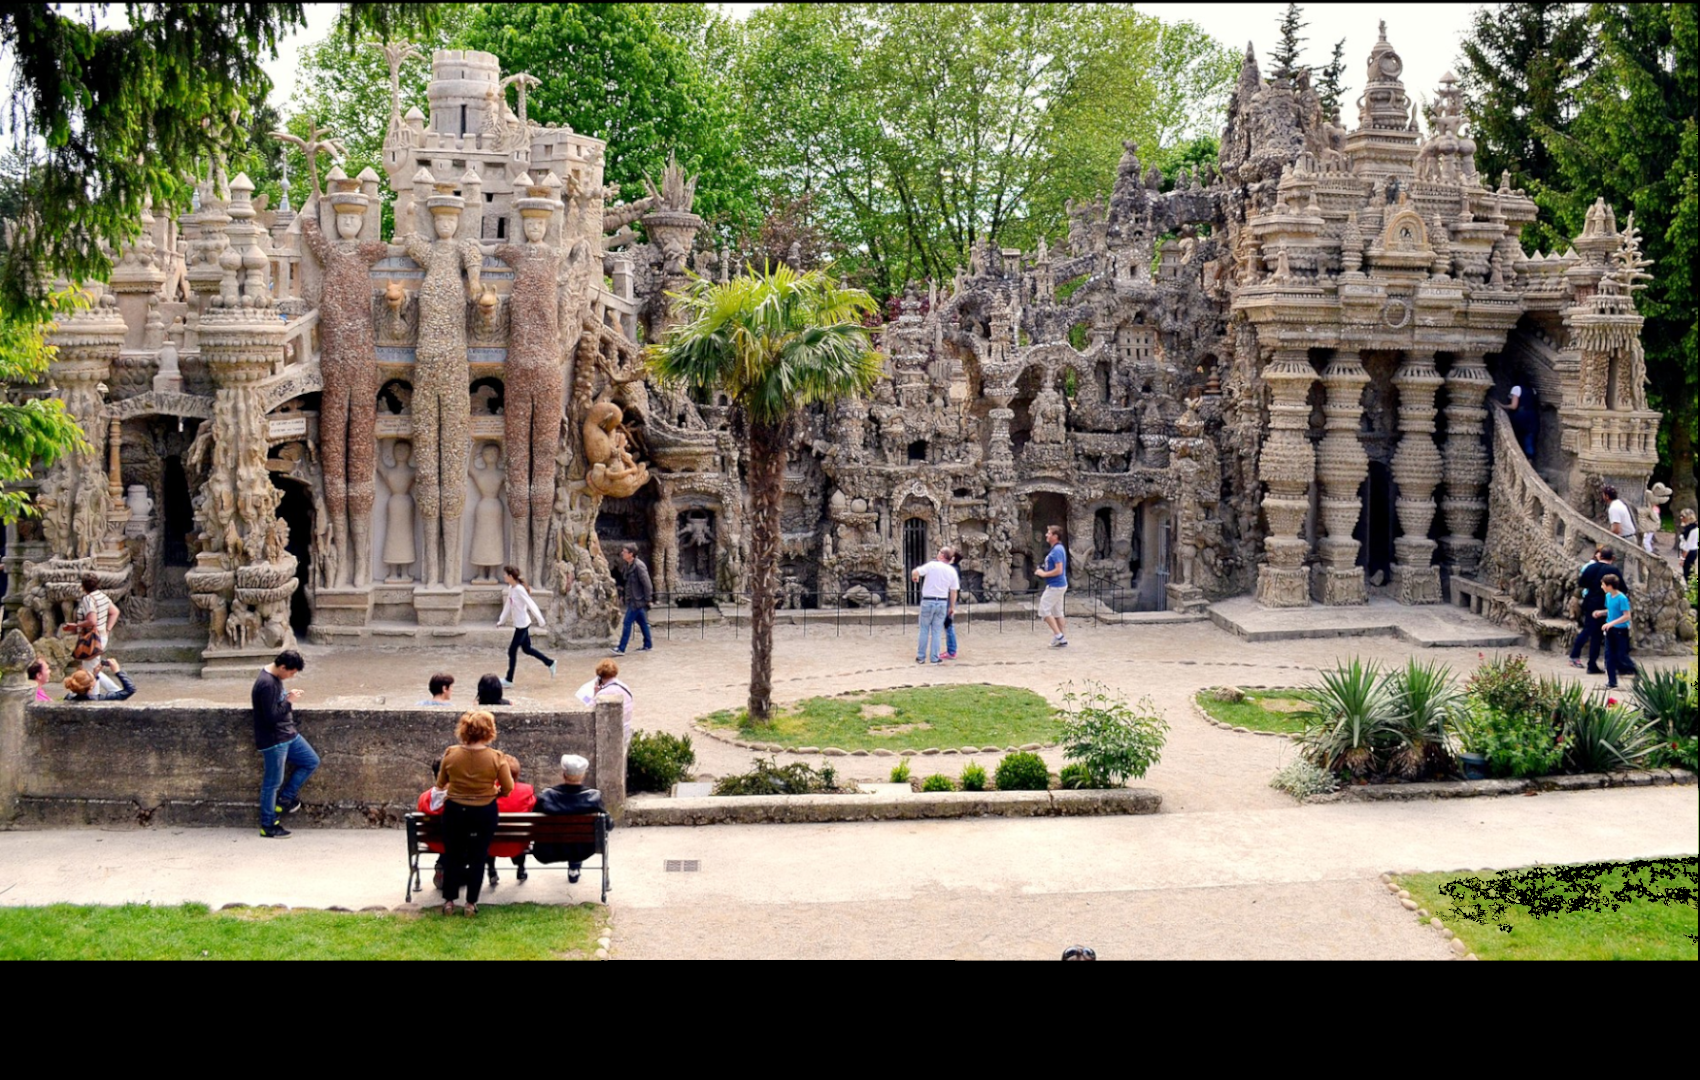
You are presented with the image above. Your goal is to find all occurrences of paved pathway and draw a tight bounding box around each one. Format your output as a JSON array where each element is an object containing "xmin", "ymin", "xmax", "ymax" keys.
[{"xmin": 10, "ymin": 619, "xmax": 1695, "ymax": 958}]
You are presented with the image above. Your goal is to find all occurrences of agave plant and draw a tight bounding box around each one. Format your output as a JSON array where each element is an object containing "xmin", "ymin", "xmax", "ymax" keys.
[
  {"xmin": 1301, "ymin": 658, "xmax": 1399, "ymax": 777},
  {"xmin": 1565, "ymin": 696, "xmax": 1662, "ymax": 772},
  {"xmin": 1632, "ymin": 667, "xmax": 1697, "ymax": 739},
  {"xmin": 1386, "ymin": 659, "xmax": 1462, "ymax": 778}
]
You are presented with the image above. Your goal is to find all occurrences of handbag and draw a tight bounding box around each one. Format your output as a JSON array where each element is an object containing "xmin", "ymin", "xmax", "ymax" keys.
[{"xmin": 70, "ymin": 620, "xmax": 103, "ymax": 661}]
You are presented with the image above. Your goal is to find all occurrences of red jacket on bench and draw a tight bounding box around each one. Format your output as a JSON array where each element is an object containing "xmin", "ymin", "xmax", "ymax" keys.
[{"xmin": 415, "ymin": 783, "xmax": 537, "ymax": 857}]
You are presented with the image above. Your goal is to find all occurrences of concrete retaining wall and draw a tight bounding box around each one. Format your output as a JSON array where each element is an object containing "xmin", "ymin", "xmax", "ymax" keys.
[
  {"xmin": 0, "ymin": 675, "xmax": 626, "ymax": 829},
  {"xmin": 625, "ymin": 786, "xmax": 1161, "ymax": 827}
]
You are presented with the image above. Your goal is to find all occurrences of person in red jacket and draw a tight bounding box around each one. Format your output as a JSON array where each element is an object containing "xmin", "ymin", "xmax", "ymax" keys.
[{"xmin": 417, "ymin": 753, "xmax": 537, "ymax": 892}]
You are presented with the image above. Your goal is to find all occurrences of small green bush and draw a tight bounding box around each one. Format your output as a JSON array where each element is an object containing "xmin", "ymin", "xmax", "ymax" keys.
[
  {"xmin": 1058, "ymin": 762, "xmax": 1095, "ymax": 789},
  {"xmin": 626, "ymin": 730, "xmax": 696, "ymax": 793},
  {"xmin": 995, "ymin": 751, "xmax": 1050, "ymax": 791},
  {"xmin": 713, "ymin": 757, "xmax": 850, "ymax": 796},
  {"xmin": 1476, "ymin": 706, "xmax": 1562, "ymax": 778},
  {"xmin": 1651, "ymin": 734, "xmax": 1698, "ymax": 773},
  {"xmin": 959, "ymin": 760, "xmax": 987, "ymax": 791},
  {"xmin": 1564, "ymin": 698, "xmax": 1660, "ymax": 772},
  {"xmin": 889, "ymin": 758, "xmax": 912, "ymax": 783},
  {"xmin": 1633, "ymin": 668, "xmax": 1697, "ymax": 739},
  {"xmin": 1270, "ymin": 759, "xmax": 1339, "ymax": 799},
  {"xmin": 1465, "ymin": 654, "xmax": 1540, "ymax": 719},
  {"xmin": 1059, "ymin": 681, "xmax": 1166, "ymax": 785},
  {"xmin": 920, "ymin": 773, "xmax": 955, "ymax": 792}
]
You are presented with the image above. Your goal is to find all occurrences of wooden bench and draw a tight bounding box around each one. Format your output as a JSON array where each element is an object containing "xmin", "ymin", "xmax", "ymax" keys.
[{"xmin": 405, "ymin": 812, "xmax": 610, "ymax": 903}]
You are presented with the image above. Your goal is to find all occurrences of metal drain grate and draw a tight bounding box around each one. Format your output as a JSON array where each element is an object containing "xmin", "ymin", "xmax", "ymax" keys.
[{"xmin": 664, "ymin": 859, "xmax": 701, "ymax": 873}]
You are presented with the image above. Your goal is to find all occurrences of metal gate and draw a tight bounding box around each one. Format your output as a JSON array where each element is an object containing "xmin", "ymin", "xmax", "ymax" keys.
[{"xmin": 903, "ymin": 518, "xmax": 929, "ymax": 603}]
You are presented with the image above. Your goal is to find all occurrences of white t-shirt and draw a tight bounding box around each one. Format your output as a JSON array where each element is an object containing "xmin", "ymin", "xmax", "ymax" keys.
[
  {"xmin": 577, "ymin": 678, "xmax": 634, "ymax": 747},
  {"xmin": 1509, "ymin": 385, "xmax": 1523, "ymax": 405},
  {"xmin": 1681, "ymin": 525, "xmax": 1698, "ymax": 555},
  {"xmin": 914, "ymin": 561, "xmax": 960, "ymax": 600},
  {"xmin": 1607, "ymin": 498, "xmax": 1636, "ymax": 539}
]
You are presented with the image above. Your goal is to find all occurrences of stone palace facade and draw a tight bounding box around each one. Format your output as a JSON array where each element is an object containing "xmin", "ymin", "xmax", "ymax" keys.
[{"xmin": 4, "ymin": 30, "xmax": 1692, "ymax": 675}]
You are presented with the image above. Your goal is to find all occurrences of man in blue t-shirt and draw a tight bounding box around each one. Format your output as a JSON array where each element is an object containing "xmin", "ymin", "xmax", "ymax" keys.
[{"xmin": 1035, "ymin": 524, "xmax": 1069, "ymax": 647}]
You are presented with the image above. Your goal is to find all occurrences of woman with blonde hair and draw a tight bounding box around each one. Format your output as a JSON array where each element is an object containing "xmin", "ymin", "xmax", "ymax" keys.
[{"xmin": 432, "ymin": 710, "xmax": 513, "ymax": 917}]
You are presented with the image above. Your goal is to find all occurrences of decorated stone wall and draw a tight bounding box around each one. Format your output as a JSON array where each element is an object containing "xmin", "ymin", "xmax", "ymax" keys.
[{"xmin": 3, "ymin": 29, "xmax": 1691, "ymax": 669}]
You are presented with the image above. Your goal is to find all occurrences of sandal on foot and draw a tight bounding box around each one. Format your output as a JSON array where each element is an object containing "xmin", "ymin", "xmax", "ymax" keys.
[
  {"xmin": 464, "ymin": 904, "xmax": 477, "ymax": 918},
  {"xmin": 442, "ymin": 902, "xmax": 455, "ymax": 916}
]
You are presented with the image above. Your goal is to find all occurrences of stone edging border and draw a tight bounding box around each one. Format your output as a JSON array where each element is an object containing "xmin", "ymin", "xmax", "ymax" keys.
[
  {"xmin": 689, "ymin": 682, "xmax": 1060, "ymax": 757},
  {"xmin": 626, "ymin": 786, "xmax": 1160, "ymax": 826},
  {"xmin": 1314, "ymin": 768, "xmax": 1696, "ymax": 803},
  {"xmin": 1379, "ymin": 873, "xmax": 1478, "ymax": 961},
  {"xmin": 1189, "ymin": 686, "xmax": 1305, "ymax": 741}
]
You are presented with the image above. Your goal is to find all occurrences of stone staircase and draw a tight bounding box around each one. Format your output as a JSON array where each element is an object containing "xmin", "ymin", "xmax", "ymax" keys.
[
  {"xmin": 1462, "ymin": 408, "xmax": 1694, "ymax": 652},
  {"xmin": 109, "ymin": 596, "xmax": 204, "ymax": 677}
]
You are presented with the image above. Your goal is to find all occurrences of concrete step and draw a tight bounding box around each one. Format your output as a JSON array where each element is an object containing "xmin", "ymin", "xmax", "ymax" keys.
[
  {"xmin": 120, "ymin": 661, "xmax": 203, "ymax": 679},
  {"xmin": 110, "ymin": 640, "xmax": 205, "ymax": 664}
]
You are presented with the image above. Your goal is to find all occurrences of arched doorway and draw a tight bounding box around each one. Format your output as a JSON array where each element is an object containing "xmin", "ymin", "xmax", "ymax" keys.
[
  {"xmin": 902, "ymin": 517, "xmax": 929, "ymax": 603},
  {"xmin": 1357, "ymin": 461, "xmax": 1395, "ymax": 583},
  {"xmin": 271, "ymin": 478, "xmax": 315, "ymax": 637}
]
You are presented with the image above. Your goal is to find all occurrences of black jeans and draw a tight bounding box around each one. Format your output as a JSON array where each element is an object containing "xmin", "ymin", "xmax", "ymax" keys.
[
  {"xmin": 1604, "ymin": 627, "xmax": 1637, "ymax": 687},
  {"xmin": 506, "ymin": 626, "xmax": 553, "ymax": 681},
  {"xmin": 442, "ymin": 799, "xmax": 498, "ymax": 904},
  {"xmin": 1570, "ymin": 613, "xmax": 1603, "ymax": 668}
]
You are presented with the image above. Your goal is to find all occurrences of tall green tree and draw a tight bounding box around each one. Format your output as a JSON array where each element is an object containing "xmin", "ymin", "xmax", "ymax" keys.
[
  {"xmin": 1542, "ymin": 3, "xmax": 1698, "ymax": 511},
  {"xmin": 0, "ymin": 3, "xmax": 440, "ymax": 317},
  {"xmin": 0, "ymin": 290, "xmax": 93, "ymax": 522},
  {"xmin": 736, "ymin": 4, "xmax": 1235, "ymax": 296},
  {"xmin": 456, "ymin": 3, "xmax": 756, "ymax": 236},
  {"xmin": 1269, "ymin": 3, "xmax": 1308, "ymax": 84},
  {"xmin": 651, "ymin": 267, "xmax": 880, "ymax": 722},
  {"xmin": 1456, "ymin": 2, "xmax": 1592, "ymax": 254},
  {"xmin": 1317, "ymin": 38, "xmax": 1347, "ymax": 119}
]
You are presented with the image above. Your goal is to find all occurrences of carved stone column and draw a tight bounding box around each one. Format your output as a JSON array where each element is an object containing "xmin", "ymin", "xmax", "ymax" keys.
[
  {"xmin": 1440, "ymin": 353, "xmax": 1493, "ymax": 581},
  {"xmin": 1313, "ymin": 350, "xmax": 1369, "ymax": 605},
  {"xmin": 1255, "ymin": 347, "xmax": 1317, "ymax": 607},
  {"xmin": 42, "ymin": 286, "xmax": 127, "ymax": 564},
  {"xmin": 1390, "ymin": 351, "xmax": 1444, "ymax": 603}
]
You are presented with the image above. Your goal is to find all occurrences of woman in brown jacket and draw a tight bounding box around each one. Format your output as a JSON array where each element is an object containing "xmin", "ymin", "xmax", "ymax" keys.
[{"xmin": 434, "ymin": 710, "xmax": 513, "ymax": 917}]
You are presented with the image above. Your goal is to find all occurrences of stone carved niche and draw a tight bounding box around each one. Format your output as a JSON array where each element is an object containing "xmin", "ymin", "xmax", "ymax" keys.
[{"xmin": 583, "ymin": 400, "xmax": 649, "ymax": 499}]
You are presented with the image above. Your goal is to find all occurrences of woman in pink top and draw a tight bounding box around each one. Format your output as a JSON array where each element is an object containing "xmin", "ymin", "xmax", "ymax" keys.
[{"xmin": 27, "ymin": 658, "xmax": 52, "ymax": 703}]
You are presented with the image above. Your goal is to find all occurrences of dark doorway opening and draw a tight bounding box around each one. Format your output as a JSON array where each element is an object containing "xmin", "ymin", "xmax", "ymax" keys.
[
  {"xmin": 902, "ymin": 517, "xmax": 928, "ymax": 603},
  {"xmin": 162, "ymin": 453, "xmax": 194, "ymax": 567},
  {"xmin": 272, "ymin": 479, "xmax": 314, "ymax": 637},
  {"xmin": 597, "ymin": 479, "xmax": 657, "ymax": 593},
  {"xmin": 1356, "ymin": 461, "xmax": 1395, "ymax": 581}
]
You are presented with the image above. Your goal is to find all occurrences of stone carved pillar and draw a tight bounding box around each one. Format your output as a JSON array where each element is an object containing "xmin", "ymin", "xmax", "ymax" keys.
[
  {"xmin": 1390, "ymin": 351, "xmax": 1444, "ymax": 604},
  {"xmin": 41, "ymin": 286, "xmax": 127, "ymax": 564},
  {"xmin": 985, "ymin": 386, "xmax": 1016, "ymax": 485},
  {"xmin": 1255, "ymin": 347, "xmax": 1318, "ymax": 607},
  {"xmin": 1313, "ymin": 351, "xmax": 1369, "ymax": 605},
  {"xmin": 1440, "ymin": 353, "xmax": 1493, "ymax": 581},
  {"xmin": 191, "ymin": 173, "xmax": 297, "ymax": 667}
]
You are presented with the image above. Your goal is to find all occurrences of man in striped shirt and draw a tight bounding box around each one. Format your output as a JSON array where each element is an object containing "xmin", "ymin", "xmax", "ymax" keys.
[{"xmin": 74, "ymin": 573, "xmax": 120, "ymax": 672}]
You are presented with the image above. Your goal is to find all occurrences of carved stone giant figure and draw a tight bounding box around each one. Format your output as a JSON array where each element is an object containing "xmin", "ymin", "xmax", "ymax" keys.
[
  {"xmin": 300, "ymin": 186, "xmax": 388, "ymax": 587},
  {"xmin": 403, "ymin": 191, "xmax": 482, "ymax": 588}
]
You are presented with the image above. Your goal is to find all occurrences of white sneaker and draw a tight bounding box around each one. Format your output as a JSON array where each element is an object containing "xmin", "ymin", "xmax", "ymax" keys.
[{"xmin": 500, "ymin": 677, "xmax": 514, "ymax": 687}]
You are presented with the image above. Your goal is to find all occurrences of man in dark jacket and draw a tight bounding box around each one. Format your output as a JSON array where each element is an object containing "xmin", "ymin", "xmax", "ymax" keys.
[
  {"xmin": 1570, "ymin": 547, "xmax": 1624, "ymax": 674},
  {"xmin": 251, "ymin": 649, "xmax": 317, "ymax": 839},
  {"xmin": 531, "ymin": 754, "xmax": 610, "ymax": 882},
  {"xmin": 614, "ymin": 543, "xmax": 654, "ymax": 655}
]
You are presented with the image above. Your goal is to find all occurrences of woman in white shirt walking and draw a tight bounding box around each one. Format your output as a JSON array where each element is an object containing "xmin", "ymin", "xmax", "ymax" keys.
[{"xmin": 496, "ymin": 565, "xmax": 555, "ymax": 687}]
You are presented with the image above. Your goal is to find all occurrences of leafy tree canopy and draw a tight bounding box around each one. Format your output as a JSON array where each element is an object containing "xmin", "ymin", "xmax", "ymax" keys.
[
  {"xmin": 0, "ymin": 3, "xmax": 441, "ymax": 317},
  {"xmin": 456, "ymin": 3, "xmax": 757, "ymax": 238},
  {"xmin": 0, "ymin": 289, "xmax": 93, "ymax": 522}
]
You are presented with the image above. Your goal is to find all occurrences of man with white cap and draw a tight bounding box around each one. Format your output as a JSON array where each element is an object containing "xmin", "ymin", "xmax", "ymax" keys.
[{"xmin": 532, "ymin": 754, "xmax": 611, "ymax": 882}]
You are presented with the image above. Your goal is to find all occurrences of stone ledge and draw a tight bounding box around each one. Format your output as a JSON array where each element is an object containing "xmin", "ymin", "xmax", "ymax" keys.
[
  {"xmin": 1319, "ymin": 768, "xmax": 1694, "ymax": 804},
  {"xmin": 624, "ymin": 786, "xmax": 1161, "ymax": 827}
]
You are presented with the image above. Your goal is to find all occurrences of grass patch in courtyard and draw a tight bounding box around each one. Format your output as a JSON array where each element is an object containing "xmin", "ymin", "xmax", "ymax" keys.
[
  {"xmin": 1194, "ymin": 688, "xmax": 1310, "ymax": 734},
  {"xmin": 1397, "ymin": 859, "xmax": 1697, "ymax": 961},
  {"xmin": 0, "ymin": 902, "xmax": 602, "ymax": 961},
  {"xmin": 703, "ymin": 684, "xmax": 1060, "ymax": 750}
]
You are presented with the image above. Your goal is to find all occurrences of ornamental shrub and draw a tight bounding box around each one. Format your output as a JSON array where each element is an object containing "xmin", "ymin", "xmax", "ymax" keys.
[
  {"xmin": 995, "ymin": 751, "xmax": 1050, "ymax": 791},
  {"xmin": 889, "ymin": 758, "xmax": 912, "ymax": 783},
  {"xmin": 713, "ymin": 757, "xmax": 849, "ymax": 796},
  {"xmin": 959, "ymin": 760, "xmax": 987, "ymax": 791},
  {"xmin": 920, "ymin": 773, "xmax": 955, "ymax": 792},
  {"xmin": 1465, "ymin": 654, "xmax": 1540, "ymax": 719},
  {"xmin": 1058, "ymin": 762, "xmax": 1095, "ymax": 789},
  {"xmin": 1269, "ymin": 759, "xmax": 1339, "ymax": 799},
  {"xmin": 1058, "ymin": 681, "xmax": 1167, "ymax": 785},
  {"xmin": 626, "ymin": 730, "xmax": 696, "ymax": 793},
  {"xmin": 1477, "ymin": 707, "xmax": 1563, "ymax": 779}
]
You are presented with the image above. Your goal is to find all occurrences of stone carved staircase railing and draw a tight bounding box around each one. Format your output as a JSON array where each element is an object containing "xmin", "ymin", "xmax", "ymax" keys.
[{"xmin": 1470, "ymin": 407, "xmax": 1693, "ymax": 651}]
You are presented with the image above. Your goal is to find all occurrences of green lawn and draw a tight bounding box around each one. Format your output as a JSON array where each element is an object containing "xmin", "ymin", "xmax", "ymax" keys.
[
  {"xmin": 1398, "ymin": 860, "xmax": 1697, "ymax": 961},
  {"xmin": 1194, "ymin": 688, "xmax": 1310, "ymax": 734},
  {"xmin": 704, "ymin": 684, "xmax": 1060, "ymax": 751},
  {"xmin": 0, "ymin": 902, "xmax": 603, "ymax": 961}
]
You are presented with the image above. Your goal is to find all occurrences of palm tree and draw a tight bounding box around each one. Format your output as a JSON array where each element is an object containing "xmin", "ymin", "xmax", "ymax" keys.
[{"xmin": 651, "ymin": 264, "xmax": 881, "ymax": 722}]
